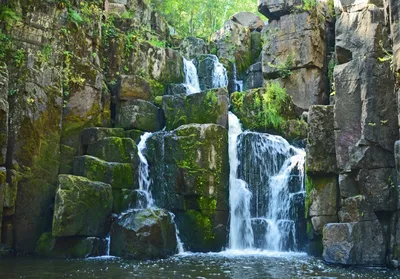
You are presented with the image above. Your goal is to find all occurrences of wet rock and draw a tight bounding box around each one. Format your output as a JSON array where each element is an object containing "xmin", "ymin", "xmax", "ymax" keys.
[
  {"xmin": 110, "ymin": 208, "xmax": 177, "ymax": 260},
  {"xmin": 179, "ymin": 37, "xmax": 208, "ymax": 60},
  {"xmin": 87, "ymin": 137, "xmax": 138, "ymax": 165},
  {"xmin": 35, "ymin": 233, "xmax": 107, "ymax": 258},
  {"xmin": 211, "ymin": 20, "xmax": 252, "ymax": 74},
  {"xmin": 306, "ymin": 106, "xmax": 337, "ymax": 174},
  {"xmin": 73, "ymin": 156, "xmax": 137, "ymax": 190},
  {"xmin": 162, "ymin": 88, "xmax": 229, "ymax": 130},
  {"xmin": 112, "ymin": 189, "xmax": 147, "ymax": 214},
  {"xmin": 196, "ymin": 55, "xmax": 228, "ymax": 91},
  {"xmin": 117, "ymin": 99, "xmax": 165, "ymax": 132},
  {"xmin": 231, "ymin": 12, "xmax": 264, "ymax": 31},
  {"xmin": 124, "ymin": 129, "xmax": 145, "ymax": 144},
  {"xmin": 52, "ymin": 175, "xmax": 112, "ymax": 237},
  {"xmin": 323, "ymin": 220, "xmax": 386, "ymax": 266},
  {"xmin": 258, "ymin": 0, "xmax": 302, "ymax": 20},
  {"xmin": 244, "ymin": 62, "xmax": 263, "ymax": 90}
]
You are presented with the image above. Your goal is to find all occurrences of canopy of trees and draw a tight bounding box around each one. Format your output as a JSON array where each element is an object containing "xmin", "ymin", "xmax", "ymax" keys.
[{"xmin": 149, "ymin": 0, "xmax": 263, "ymax": 38}]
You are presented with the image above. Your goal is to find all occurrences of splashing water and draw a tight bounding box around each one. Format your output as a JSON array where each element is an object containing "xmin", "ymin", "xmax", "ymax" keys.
[
  {"xmin": 183, "ymin": 58, "xmax": 201, "ymax": 94},
  {"xmin": 228, "ymin": 112, "xmax": 306, "ymax": 251},
  {"xmin": 212, "ymin": 56, "xmax": 228, "ymax": 89},
  {"xmin": 137, "ymin": 132, "xmax": 155, "ymax": 208}
]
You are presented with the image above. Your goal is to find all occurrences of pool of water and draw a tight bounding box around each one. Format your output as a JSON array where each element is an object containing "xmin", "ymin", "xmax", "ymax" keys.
[{"xmin": 0, "ymin": 250, "xmax": 399, "ymax": 279}]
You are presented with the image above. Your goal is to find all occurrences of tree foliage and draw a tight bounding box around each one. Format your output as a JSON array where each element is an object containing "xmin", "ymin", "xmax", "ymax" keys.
[{"xmin": 149, "ymin": 0, "xmax": 262, "ymax": 38}]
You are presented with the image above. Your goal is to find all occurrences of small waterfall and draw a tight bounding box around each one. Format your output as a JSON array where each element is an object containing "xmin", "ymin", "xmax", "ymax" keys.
[
  {"xmin": 170, "ymin": 212, "xmax": 185, "ymax": 254},
  {"xmin": 212, "ymin": 57, "xmax": 228, "ymax": 89},
  {"xmin": 183, "ymin": 58, "xmax": 201, "ymax": 94},
  {"xmin": 137, "ymin": 132, "xmax": 154, "ymax": 208},
  {"xmin": 228, "ymin": 113, "xmax": 306, "ymax": 251},
  {"xmin": 228, "ymin": 112, "xmax": 254, "ymax": 250}
]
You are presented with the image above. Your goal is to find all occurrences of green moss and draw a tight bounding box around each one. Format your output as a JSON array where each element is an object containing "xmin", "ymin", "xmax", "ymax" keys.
[
  {"xmin": 149, "ymin": 79, "xmax": 165, "ymax": 99},
  {"xmin": 186, "ymin": 210, "xmax": 215, "ymax": 243}
]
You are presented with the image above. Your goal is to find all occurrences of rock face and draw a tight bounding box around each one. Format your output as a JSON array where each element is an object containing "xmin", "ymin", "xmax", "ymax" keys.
[
  {"xmin": 52, "ymin": 175, "xmax": 113, "ymax": 237},
  {"xmin": 162, "ymin": 88, "xmax": 229, "ymax": 130},
  {"xmin": 244, "ymin": 62, "xmax": 263, "ymax": 90},
  {"xmin": 110, "ymin": 209, "xmax": 177, "ymax": 259},
  {"xmin": 390, "ymin": 0, "xmax": 400, "ymax": 72},
  {"xmin": 179, "ymin": 37, "xmax": 209, "ymax": 60},
  {"xmin": 231, "ymin": 12, "xmax": 264, "ymax": 31},
  {"xmin": 196, "ymin": 55, "xmax": 228, "ymax": 91},
  {"xmin": 146, "ymin": 124, "xmax": 229, "ymax": 252},
  {"xmin": 258, "ymin": 0, "xmax": 302, "ymax": 20}
]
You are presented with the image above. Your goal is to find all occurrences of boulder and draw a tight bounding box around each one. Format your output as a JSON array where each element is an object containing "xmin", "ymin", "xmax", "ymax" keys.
[
  {"xmin": 323, "ymin": 221, "xmax": 386, "ymax": 266},
  {"xmin": 307, "ymin": 175, "xmax": 338, "ymax": 217},
  {"xmin": 124, "ymin": 129, "xmax": 145, "ymax": 144},
  {"xmin": 117, "ymin": 99, "xmax": 165, "ymax": 132},
  {"xmin": 311, "ymin": 216, "xmax": 338, "ymax": 235},
  {"xmin": 258, "ymin": 0, "xmax": 302, "ymax": 20},
  {"xmin": 179, "ymin": 37, "xmax": 208, "ymax": 60},
  {"xmin": 231, "ymin": 12, "xmax": 264, "ymax": 31},
  {"xmin": 211, "ymin": 20, "xmax": 252, "ymax": 74},
  {"xmin": 87, "ymin": 137, "xmax": 138, "ymax": 165},
  {"xmin": 35, "ymin": 233, "xmax": 107, "ymax": 258},
  {"xmin": 110, "ymin": 208, "xmax": 177, "ymax": 259},
  {"xmin": 165, "ymin": 84, "xmax": 188, "ymax": 96},
  {"xmin": 112, "ymin": 189, "xmax": 147, "ymax": 214},
  {"xmin": 196, "ymin": 55, "xmax": 228, "ymax": 91},
  {"xmin": 306, "ymin": 106, "xmax": 337, "ymax": 174},
  {"xmin": 338, "ymin": 173, "xmax": 359, "ymax": 198},
  {"xmin": 73, "ymin": 156, "xmax": 137, "ymax": 190},
  {"xmin": 244, "ymin": 62, "xmax": 263, "ymax": 90},
  {"xmin": 119, "ymin": 75, "xmax": 152, "ymax": 101},
  {"xmin": 338, "ymin": 195, "xmax": 377, "ymax": 222},
  {"xmin": 52, "ymin": 175, "xmax": 113, "ymax": 237},
  {"xmin": 81, "ymin": 127, "xmax": 125, "ymax": 149},
  {"xmin": 339, "ymin": 0, "xmax": 384, "ymax": 13},
  {"xmin": 162, "ymin": 88, "xmax": 229, "ymax": 130}
]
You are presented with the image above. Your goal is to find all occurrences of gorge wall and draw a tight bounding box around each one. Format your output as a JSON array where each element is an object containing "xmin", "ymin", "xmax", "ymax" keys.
[{"xmin": 1, "ymin": 0, "xmax": 400, "ymax": 268}]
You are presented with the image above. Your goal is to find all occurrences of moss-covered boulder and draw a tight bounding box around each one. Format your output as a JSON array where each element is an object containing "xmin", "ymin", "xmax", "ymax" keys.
[
  {"xmin": 73, "ymin": 156, "xmax": 137, "ymax": 190},
  {"xmin": 124, "ymin": 129, "xmax": 145, "ymax": 144},
  {"xmin": 81, "ymin": 127, "xmax": 125, "ymax": 150},
  {"xmin": 52, "ymin": 175, "xmax": 112, "ymax": 237},
  {"xmin": 231, "ymin": 83, "xmax": 306, "ymax": 139},
  {"xmin": 119, "ymin": 75, "xmax": 152, "ymax": 101},
  {"xmin": 146, "ymin": 124, "xmax": 229, "ymax": 252},
  {"xmin": 116, "ymin": 99, "xmax": 165, "ymax": 132},
  {"xmin": 162, "ymin": 88, "xmax": 229, "ymax": 130},
  {"xmin": 110, "ymin": 208, "xmax": 177, "ymax": 260},
  {"xmin": 112, "ymin": 189, "xmax": 147, "ymax": 214},
  {"xmin": 87, "ymin": 137, "xmax": 138, "ymax": 165},
  {"xmin": 35, "ymin": 233, "xmax": 107, "ymax": 258}
]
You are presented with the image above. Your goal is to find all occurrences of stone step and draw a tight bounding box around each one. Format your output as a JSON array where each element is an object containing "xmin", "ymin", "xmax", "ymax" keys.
[
  {"xmin": 73, "ymin": 155, "xmax": 138, "ymax": 190},
  {"xmin": 87, "ymin": 137, "xmax": 138, "ymax": 165}
]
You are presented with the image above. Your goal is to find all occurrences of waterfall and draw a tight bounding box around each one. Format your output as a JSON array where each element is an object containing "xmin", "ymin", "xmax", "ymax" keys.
[
  {"xmin": 137, "ymin": 132, "xmax": 155, "ymax": 208},
  {"xmin": 183, "ymin": 58, "xmax": 201, "ymax": 94},
  {"xmin": 228, "ymin": 113, "xmax": 306, "ymax": 251},
  {"xmin": 212, "ymin": 57, "xmax": 228, "ymax": 89},
  {"xmin": 228, "ymin": 112, "xmax": 254, "ymax": 250}
]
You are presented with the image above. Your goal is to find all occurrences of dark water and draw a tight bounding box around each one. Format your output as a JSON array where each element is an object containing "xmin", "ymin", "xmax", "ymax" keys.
[{"xmin": 0, "ymin": 251, "xmax": 399, "ymax": 279}]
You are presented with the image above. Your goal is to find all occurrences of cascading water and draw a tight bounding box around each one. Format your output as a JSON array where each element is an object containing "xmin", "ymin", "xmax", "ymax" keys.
[
  {"xmin": 212, "ymin": 57, "xmax": 228, "ymax": 89},
  {"xmin": 183, "ymin": 58, "xmax": 201, "ymax": 94},
  {"xmin": 228, "ymin": 113, "xmax": 306, "ymax": 251},
  {"xmin": 137, "ymin": 132, "xmax": 155, "ymax": 208}
]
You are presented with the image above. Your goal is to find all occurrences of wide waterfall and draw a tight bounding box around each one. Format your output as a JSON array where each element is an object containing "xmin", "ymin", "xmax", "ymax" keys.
[
  {"xmin": 228, "ymin": 113, "xmax": 306, "ymax": 251},
  {"xmin": 183, "ymin": 58, "xmax": 201, "ymax": 94}
]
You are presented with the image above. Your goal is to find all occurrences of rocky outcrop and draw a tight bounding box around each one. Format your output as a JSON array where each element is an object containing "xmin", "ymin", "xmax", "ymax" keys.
[
  {"xmin": 230, "ymin": 12, "xmax": 264, "ymax": 31},
  {"xmin": 258, "ymin": 0, "xmax": 303, "ymax": 20},
  {"xmin": 179, "ymin": 37, "xmax": 208, "ymax": 60},
  {"xmin": 110, "ymin": 209, "xmax": 177, "ymax": 259},
  {"xmin": 146, "ymin": 124, "xmax": 229, "ymax": 252},
  {"xmin": 162, "ymin": 88, "xmax": 229, "ymax": 130}
]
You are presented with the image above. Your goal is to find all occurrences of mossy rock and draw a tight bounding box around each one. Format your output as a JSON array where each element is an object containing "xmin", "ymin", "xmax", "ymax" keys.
[
  {"xmin": 52, "ymin": 175, "xmax": 113, "ymax": 237},
  {"xmin": 81, "ymin": 127, "xmax": 125, "ymax": 149},
  {"xmin": 110, "ymin": 208, "xmax": 177, "ymax": 260},
  {"xmin": 59, "ymin": 144, "xmax": 76, "ymax": 175},
  {"xmin": 124, "ymin": 129, "xmax": 145, "ymax": 144},
  {"xmin": 35, "ymin": 232, "xmax": 107, "ymax": 258},
  {"xmin": 112, "ymin": 189, "xmax": 147, "ymax": 214},
  {"xmin": 87, "ymin": 137, "xmax": 138, "ymax": 165},
  {"xmin": 73, "ymin": 155, "xmax": 137, "ymax": 190}
]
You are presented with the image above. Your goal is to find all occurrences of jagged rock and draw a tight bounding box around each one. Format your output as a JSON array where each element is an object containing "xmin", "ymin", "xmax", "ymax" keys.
[
  {"xmin": 231, "ymin": 12, "xmax": 264, "ymax": 31},
  {"xmin": 179, "ymin": 37, "xmax": 208, "ymax": 60},
  {"xmin": 262, "ymin": 12, "xmax": 327, "ymax": 77},
  {"xmin": 244, "ymin": 62, "xmax": 263, "ymax": 90},
  {"xmin": 117, "ymin": 99, "xmax": 165, "ymax": 132},
  {"xmin": 165, "ymin": 84, "xmax": 188, "ymax": 95},
  {"xmin": 112, "ymin": 189, "xmax": 147, "ymax": 214},
  {"xmin": 323, "ymin": 220, "xmax": 386, "ymax": 266},
  {"xmin": 73, "ymin": 156, "xmax": 137, "ymax": 190},
  {"xmin": 35, "ymin": 233, "xmax": 107, "ymax": 258},
  {"xmin": 110, "ymin": 208, "xmax": 177, "ymax": 259},
  {"xmin": 308, "ymin": 175, "xmax": 338, "ymax": 217},
  {"xmin": 339, "ymin": 0, "xmax": 383, "ymax": 13},
  {"xmin": 162, "ymin": 88, "xmax": 229, "ymax": 130},
  {"xmin": 334, "ymin": 57, "xmax": 397, "ymax": 171},
  {"xmin": 211, "ymin": 20, "xmax": 252, "ymax": 74},
  {"xmin": 306, "ymin": 106, "xmax": 337, "ymax": 174},
  {"xmin": 338, "ymin": 195, "xmax": 377, "ymax": 222},
  {"xmin": 311, "ymin": 216, "xmax": 338, "ymax": 235},
  {"xmin": 146, "ymin": 124, "xmax": 229, "ymax": 251},
  {"xmin": 119, "ymin": 75, "xmax": 152, "ymax": 101},
  {"xmin": 87, "ymin": 137, "xmax": 138, "ymax": 165},
  {"xmin": 336, "ymin": 5, "xmax": 387, "ymax": 63},
  {"xmin": 52, "ymin": 175, "xmax": 112, "ymax": 237},
  {"xmin": 339, "ymin": 173, "xmax": 359, "ymax": 198},
  {"xmin": 258, "ymin": 0, "xmax": 302, "ymax": 20},
  {"xmin": 196, "ymin": 55, "xmax": 228, "ymax": 91}
]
